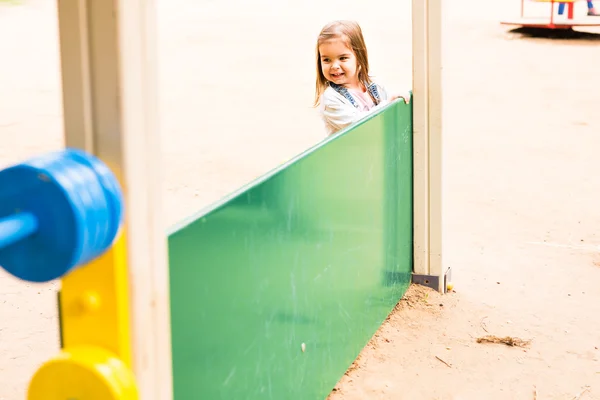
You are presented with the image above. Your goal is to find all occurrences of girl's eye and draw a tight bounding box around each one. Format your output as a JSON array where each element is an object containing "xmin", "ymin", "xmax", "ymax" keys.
[{"xmin": 340, "ymin": 57, "xmax": 348, "ymax": 61}]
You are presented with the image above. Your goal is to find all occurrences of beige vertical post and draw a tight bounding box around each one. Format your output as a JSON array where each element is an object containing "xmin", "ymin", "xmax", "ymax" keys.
[
  {"xmin": 412, "ymin": 0, "xmax": 445, "ymax": 292},
  {"xmin": 56, "ymin": 0, "xmax": 173, "ymax": 398}
]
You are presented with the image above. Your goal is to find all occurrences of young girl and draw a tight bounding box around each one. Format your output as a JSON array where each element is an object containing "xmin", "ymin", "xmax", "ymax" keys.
[{"xmin": 314, "ymin": 20, "xmax": 410, "ymax": 136}]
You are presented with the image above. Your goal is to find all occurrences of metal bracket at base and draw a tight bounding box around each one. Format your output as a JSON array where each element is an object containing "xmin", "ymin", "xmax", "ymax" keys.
[{"xmin": 412, "ymin": 267, "xmax": 452, "ymax": 293}]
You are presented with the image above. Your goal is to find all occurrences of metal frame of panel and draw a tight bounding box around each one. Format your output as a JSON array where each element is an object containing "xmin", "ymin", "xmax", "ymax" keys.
[{"xmin": 412, "ymin": 0, "xmax": 445, "ymax": 292}]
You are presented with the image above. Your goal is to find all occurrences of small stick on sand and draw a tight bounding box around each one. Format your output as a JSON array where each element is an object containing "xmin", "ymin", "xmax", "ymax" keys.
[
  {"xmin": 533, "ymin": 385, "xmax": 537, "ymax": 399},
  {"xmin": 476, "ymin": 335, "xmax": 531, "ymax": 347},
  {"xmin": 481, "ymin": 316, "xmax": 489, "ymax": 333},
  {"xmin": 435, "ymin": 355, "xmax": 452, "ymax": 368},
  {"xmin": 571, "ymin": 386, "xmax": 591, "ymax": 400}
]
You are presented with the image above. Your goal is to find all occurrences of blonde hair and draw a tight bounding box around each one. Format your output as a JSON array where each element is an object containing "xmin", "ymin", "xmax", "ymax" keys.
[{"xmin": 314, "ymin": 20, "xmax": 373, "ymax": 107}]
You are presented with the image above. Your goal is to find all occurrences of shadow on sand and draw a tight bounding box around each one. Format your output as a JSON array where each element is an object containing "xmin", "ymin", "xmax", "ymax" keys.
[{"xmin": 509, "ymin": 26, "xmax": 600, "ymax": 41}]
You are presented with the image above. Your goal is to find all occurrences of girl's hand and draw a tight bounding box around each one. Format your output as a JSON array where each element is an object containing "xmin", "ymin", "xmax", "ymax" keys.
[{"xmin": 390, "ymin": 92, "xmax": 411, "ymax": 104}]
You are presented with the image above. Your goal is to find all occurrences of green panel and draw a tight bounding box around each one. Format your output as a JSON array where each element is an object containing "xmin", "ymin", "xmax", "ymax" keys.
[{"xmin": 168, "ymin": 100, "xmax": 413, "ymax": 400}]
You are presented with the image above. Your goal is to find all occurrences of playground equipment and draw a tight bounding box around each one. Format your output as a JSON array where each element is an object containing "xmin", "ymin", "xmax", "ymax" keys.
[
  {"xmin": 0, "ymin": 149, "xmax": 123, "ymax": 282},
  {"xmin": 168, "ymin": 101, "xmax": 413, "ymax": 398},
  {"xmin": 0, "ymin": 0, "xmax": 443, "ymax": 398},
  {"xmin": 500, "ymin": 0, "xmax": 600, "ymax": 29},
  {"xmin": 0, "ymin": 149, "xmax": 133, "ymax": 399}
]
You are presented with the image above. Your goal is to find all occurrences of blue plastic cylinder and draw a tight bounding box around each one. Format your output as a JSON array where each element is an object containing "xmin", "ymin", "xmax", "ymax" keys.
[{"xmin": 0, "ymin": 149, "xmax": 124, "ymax": 282}]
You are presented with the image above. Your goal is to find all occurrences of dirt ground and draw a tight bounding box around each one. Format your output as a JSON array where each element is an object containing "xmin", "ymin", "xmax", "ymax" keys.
[{"xmin": 1, "ymin": 0, "xmax": 600, "ymax": 399}]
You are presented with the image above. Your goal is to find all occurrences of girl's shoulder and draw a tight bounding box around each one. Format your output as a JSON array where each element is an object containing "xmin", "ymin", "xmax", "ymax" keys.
[
  {"xmin": 321, "ymin": 81, "xmax": 386, "ymax": 100},
  {"xmin": 319, "ymin": 86, "xmax": 351, "ymax": 109},
  {"xmin": 321, "ymin": 85, "xmax": 345, "ymax": 100}
]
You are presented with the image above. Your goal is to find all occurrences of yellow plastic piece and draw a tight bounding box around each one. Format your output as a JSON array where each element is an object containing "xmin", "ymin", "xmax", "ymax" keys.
[
  {"xmin": 59, "ymin": 233, "xmax": 133, "ymax": 366},
  {"xmin": 446, "ymin": 282, "xmax": 454, "ymax": 292},
  {"xmin": 28, "ymin": 346, "xmax": 138, "ymax": 400}
]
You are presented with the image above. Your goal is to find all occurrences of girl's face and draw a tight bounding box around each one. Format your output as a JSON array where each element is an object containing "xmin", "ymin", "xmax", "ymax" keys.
[{"xmin": 319, "ymin": 38, "xmax": 359, "ymax": 89}]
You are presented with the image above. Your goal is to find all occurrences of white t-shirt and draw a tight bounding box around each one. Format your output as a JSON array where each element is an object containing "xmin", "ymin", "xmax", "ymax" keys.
[
  {"xmin": 348, "ymin": 88, "xmax": 376, "ymax": 111},
  {"xmin": 319, "ymin": 84, "xmax": 390, "ymax": 135}
]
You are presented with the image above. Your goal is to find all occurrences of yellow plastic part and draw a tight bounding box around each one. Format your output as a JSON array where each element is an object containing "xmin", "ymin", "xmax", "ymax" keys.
[
  {"xmin": 28, "ymin": 346, "xmax": 138, "ymax": 400},
  {"xmin": 59, "ymin": 233, "xmax": 133, "ymax": 366}
]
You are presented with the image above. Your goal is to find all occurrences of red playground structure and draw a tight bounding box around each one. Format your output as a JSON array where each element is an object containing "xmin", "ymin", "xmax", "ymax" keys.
[{"xmin": 501, "ymin": 0, "xmax": 600, "ymax": 29}]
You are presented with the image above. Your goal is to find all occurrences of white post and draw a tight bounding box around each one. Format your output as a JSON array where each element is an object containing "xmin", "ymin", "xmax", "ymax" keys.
[
  {"xmin": 411, "ymin": 0, "xmax": 445, "ymax": 292},
  {"xmin": 56, "ymin": 0, "xmax": 173, "ymax": 398}
]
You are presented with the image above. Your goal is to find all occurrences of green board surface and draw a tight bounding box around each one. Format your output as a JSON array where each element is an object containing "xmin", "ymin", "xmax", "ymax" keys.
[{"xmin": 168, "ymin": 100, "xmax": 413, "ymax": 399}]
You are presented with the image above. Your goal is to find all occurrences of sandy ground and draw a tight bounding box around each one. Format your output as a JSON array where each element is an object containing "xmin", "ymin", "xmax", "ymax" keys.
[{"xmin": 1, "ymin": 0, "xmax": 600, "ymax": 398}]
